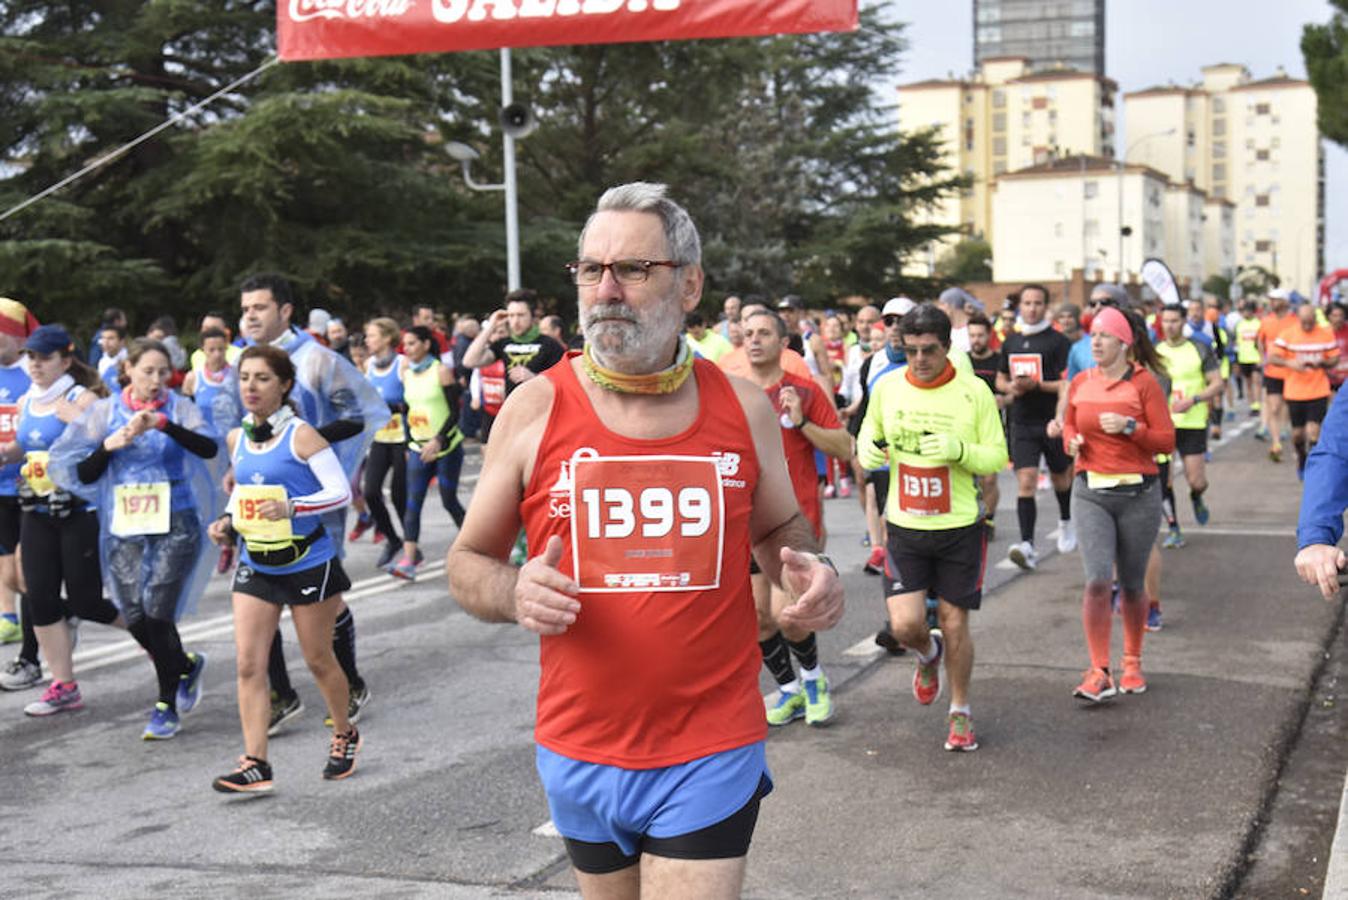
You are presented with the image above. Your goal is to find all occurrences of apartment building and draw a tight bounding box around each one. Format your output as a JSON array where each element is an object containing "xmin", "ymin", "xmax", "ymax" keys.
[
  {"xmin": 897, "ymin": 56, "xmax": 1116, "ymax": 263},
  {"xmin": 974, "ymin": 0, "xmax": 1105, "ymax": 77},
  {"xmin": 1124, "ymin": 65, "xmax": 1322, "ymax": 293}
]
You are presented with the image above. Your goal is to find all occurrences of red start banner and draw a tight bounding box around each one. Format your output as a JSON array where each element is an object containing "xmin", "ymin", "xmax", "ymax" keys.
[{"xmin": 278, "ymin": 0, "xmax": 858, "ymax": 62}]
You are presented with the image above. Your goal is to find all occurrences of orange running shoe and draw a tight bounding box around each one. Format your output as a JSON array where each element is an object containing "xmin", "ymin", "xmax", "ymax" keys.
[
  {"xmin": 912, "ymin": 631, "xmax": 944, "ymax": 705},
  {"xmin": 944, "ymin": 711, "xmax": 978, "ymax": 752},
  {"xmin": 1073, "ymin": 668, "xmax": 1117, "ymax": 703},
  {"xmin": 1119, "ymin": 657, "xmax": 1147, "ymax": 694}
]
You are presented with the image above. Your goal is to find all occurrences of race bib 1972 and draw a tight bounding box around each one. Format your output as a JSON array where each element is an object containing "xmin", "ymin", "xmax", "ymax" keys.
[
  {"xmin": 569, "ymin": 453, "xmax": 725, "ymax": 593},
  {"xmin": 230, "ymin": 485, "xmax": 294, "ymax": 544}
]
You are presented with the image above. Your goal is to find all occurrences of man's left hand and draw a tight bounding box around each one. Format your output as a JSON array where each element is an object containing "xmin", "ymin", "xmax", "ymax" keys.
[
  {"xmin": 508, "ymin": 367, "xmax": 536, "ymax": 384},
  {"xmin": 777, "ymin": 547, "xmax": 844, "ymax": 632}
]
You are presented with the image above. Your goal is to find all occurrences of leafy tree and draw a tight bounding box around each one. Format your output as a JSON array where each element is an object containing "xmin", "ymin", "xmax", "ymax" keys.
[
  {"xmin": 935, "ymin": 238, "xmax": 993, "ymax": 283},
  {"xmin": 1303, "ymin": 1, "xmax": 1348, "ymax": 147},
  {"xmin": 1202, "ymin": 274, "xmax": 1232, "ymax": 300}
]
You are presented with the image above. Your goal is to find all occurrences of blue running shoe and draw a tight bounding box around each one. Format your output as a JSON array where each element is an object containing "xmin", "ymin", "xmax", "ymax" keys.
[
  {"xmin": 1192, "ymin": 495, "xmax": 1210, "ymax": 526},
  {"xmin": 803, "ymin": 676, "xmax": 832, "ymax": 725},
  {"xmin": 143, "ymin": 702, "xmax": 180, "ymax": 740},
  {"xmin": 1146, "ymin": 606, "xmax": 1163, "ymax": 633},
  {"xmin": 1162, "ymin": 527, "xmax": 1185, "ymax": 549},
  {"xmin": 177, "ymin": 651, "xmax": 207, "ymax": 715},
  {"xmin": 766, "ymin": 689, "xmax": 806, "ymax": 726}
]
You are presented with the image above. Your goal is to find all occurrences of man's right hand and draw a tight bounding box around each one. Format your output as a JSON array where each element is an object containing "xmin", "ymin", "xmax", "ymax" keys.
[
  {"xmin": 515, "ymin": 534, "xmax": 581, "ymax": 635},
  {"xmin": 1294, "ymin": 543, "xmax": 1347, "ymax": 601}
]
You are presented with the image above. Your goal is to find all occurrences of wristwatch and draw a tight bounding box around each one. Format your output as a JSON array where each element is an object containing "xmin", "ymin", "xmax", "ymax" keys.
[
  {"xmin": 1122, "ymin": 417, "xmax": 1138, "ymax": 435},
  {"xmin": 812, "ymin": 553, "xmax": 839, "ymax": 575}
]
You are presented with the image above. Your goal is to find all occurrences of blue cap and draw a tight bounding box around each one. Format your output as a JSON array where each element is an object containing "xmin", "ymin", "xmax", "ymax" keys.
[{"xmin": 24, "ymin": 324, "xmax": 74, "ymax": 355}]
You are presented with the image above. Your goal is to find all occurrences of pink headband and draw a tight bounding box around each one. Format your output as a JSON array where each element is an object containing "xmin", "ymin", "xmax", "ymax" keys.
[{"xmin": 1090, "ymin": 306, "xmax": 1133, "ymax": 346}]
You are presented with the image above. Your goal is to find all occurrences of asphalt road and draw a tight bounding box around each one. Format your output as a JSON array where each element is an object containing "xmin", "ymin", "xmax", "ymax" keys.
[{"xmin": 0, "ymin": 402, "xmax": 1340, "ymax": 899}]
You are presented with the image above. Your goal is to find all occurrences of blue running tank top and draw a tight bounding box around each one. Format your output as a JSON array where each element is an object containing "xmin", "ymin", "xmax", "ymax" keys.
[
  {"xmin": 0, "ymin": 361, "xmax": 31, "ymax": 496},
  {"xmin": 231, "ymin": 419, "xmax": 335, "ymax": 575}
]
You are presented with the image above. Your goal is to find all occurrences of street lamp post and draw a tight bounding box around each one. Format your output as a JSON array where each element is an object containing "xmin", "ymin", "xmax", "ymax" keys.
[
  {"xmin": 444, "ymin": 49, "xmax": 524, "ymax": 293},
  {"xmin": 1117, "ymin": 127, "xmax": 1177, "ymax": 282}
]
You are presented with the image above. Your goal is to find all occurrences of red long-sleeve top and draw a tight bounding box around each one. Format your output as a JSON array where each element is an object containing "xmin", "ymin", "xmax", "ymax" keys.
[{"xmin": 1062, "ymin": 363, "xmax": 1175, "ymax": 475}]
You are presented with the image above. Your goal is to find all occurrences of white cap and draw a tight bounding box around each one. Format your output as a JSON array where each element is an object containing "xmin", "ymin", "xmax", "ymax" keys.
[{"xmin": 882, "ymin": 296, "xmax": 916, "ymax": 318}]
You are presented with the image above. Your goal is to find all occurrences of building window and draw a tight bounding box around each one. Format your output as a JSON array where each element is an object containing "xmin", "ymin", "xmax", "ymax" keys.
[
  {"xmin": 1256, "ymin": 149, "xmax": 1269, "ymax": 161},
  {"xmin": 1054, "ymin": 260, "xmax": 1066, "ymax": 275},
  {"xmin": 1213, "ymin": 163, "xmax": 1226, "ymax": 181},
  {"xmin": 992, "ymin": 90, "xmax": 1006, "ymax": 109},
  {"xmin": 993, "ymin": 137, "xmax": 1007, "ymax": 155},
  {"xmin": 1032, "ymin": 96, "xmax": 1048, "ymax": 110},
  {"xmin": 1213, "ymin": 118, "xmax": 1226, "ymax": 136},
  {"xmin": 1213, "ymin": 142, "xmax": 1226, "ymax": 159},
  {"xmin": 1213, "ymin": 97, "xmax": 1226, "ymax": 114},
  {"xmin": 1084, "ymin": 218, "xmax": 1100, "ymax": 237},
  {"xmin": 993, "ymin": 160, "xmax": 1007, "ymax": 175},
  {"xmin": 1054, "ymin": 222, "xmax": 1064, "ymax": 238},
  {"xmin": 993, "ymin": 113, "xmax": 1007, "ymax": 132},
  {"xmin": 1083, "ymin": 181, "xmax": 1099, "ymax": 199},
  {"xmin": 1255, "ymin": 240, "xmax": 1272, "ymax": 252},
  {"xmin": 1214, "ymin": 187, "xmax": 1226, "ymax": 198},
  {"xmin": 1255, "ymin": 102, "xmax": 1271, "ymax": 115},
  {"xmin": 966, "ymin": 93, "xmax": 974, "ymax": 104},
  {"xmin": 1272, "ymin": 136, "xmax": 1281, "ymax": 148},
  {"xmin": 1187, "ymin": 130, "xmax": 1196, "ymax": 147}
]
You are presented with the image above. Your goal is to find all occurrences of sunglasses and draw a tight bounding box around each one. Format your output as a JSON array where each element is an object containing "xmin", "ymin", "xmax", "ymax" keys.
[{"xmin": 883, "ymin": 315, "xmax": 903, "ymax": 327}]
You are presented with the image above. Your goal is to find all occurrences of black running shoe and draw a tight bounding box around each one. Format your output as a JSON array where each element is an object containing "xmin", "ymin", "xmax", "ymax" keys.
[
  {"xmin": 325, "ymin": 680, "xmax": 371, "ymax": 728},
  {"xmin": 323, "ymin": 727, "xmax": 362, "ymax": 780},
  {"xmin": 874, "ymin": 623, "xmax": 906, "ymax": 656},
  {"xmin": 375, "ymin": 538, "xmax": 403, "ymax": 571},
  {"xmin": 267, "ymin": 691, "xmax": 304, "ymax": 737},
  {"xmin": 212, "ymin": 755, "xmax": 273, "ymax": 793}
]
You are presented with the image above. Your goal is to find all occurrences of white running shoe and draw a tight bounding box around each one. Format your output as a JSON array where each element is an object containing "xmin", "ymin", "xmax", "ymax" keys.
[
  {"xmin": 1056, "ymin": 519, "xmax": 1077, "ymax": 554},
  {"xmin": 1008, "ymin": 541, "xmax": 1038, "ymax": 571}
]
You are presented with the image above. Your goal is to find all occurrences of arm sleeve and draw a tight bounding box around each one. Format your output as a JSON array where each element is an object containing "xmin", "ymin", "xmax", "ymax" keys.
[
  {"xmin": 318, "ymin": 419, "xmax": 363, "ymax": 443},
  {"xmin": 1130, "ymin": 373, "xmax": 1176, "ymax": 455},
  {"xmin": 76, "ymin": 444, "xmax": 112, "ymax": 484},
  {"xmin": 163, "ymin": 420, "xmax": 218, "ymax": 459},
  {"xmin": 1200, "ymin": 344, "xmax": 1220, "ymax": 374},
  {"xmin": 1299, "ymin": 379, "xmax": 1348, "ymax": 547},
  {"xmin": 437, "ymin": 383, "xmax": 462, "ymax": 439},
  {"xmin": 290, "ymin": 447, "xmax": 351, "ymax": 517},
  {"xmin": 961, "ymin": 382, "xmax": 1010, "ymax": 476},
  {"xmin": 856, "ymin": 378, "xmax": 890, "ymax": 471}
]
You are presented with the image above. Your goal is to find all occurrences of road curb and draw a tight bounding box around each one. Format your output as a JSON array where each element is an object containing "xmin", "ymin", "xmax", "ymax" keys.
[{"xmin": 1325, "ymin": 766, "xmax": 1348, "ymax": 899}]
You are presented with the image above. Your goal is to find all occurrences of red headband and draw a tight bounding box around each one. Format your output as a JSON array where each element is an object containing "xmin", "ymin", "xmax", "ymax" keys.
[{"xmin": 1090, "ymin": 306, "xmax": 1133, "ymax": 346}]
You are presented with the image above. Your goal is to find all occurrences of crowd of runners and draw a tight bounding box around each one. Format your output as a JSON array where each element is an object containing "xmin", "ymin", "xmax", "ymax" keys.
[{"xmin": 2, "ymin": 182, "xmax": 1345, "ymax": 898}]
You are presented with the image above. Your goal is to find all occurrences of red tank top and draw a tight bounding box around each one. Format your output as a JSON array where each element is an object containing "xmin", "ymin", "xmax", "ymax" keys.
[
  {"xmin": 481, "ymin": 359, "xmax": 506, "ymax": 416},
  {"xmin": 521, "ymin": 356, "xmax": 766, "ymax": 768}
]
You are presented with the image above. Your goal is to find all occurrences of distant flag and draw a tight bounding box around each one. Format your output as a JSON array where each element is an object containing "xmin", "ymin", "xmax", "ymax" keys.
[{"xmin": 1140, "ymin": 258, "xmax": 1182, "ymax": 308}]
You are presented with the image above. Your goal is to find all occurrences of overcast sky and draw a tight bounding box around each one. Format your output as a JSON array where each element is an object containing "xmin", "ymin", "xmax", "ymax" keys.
[{"xmin": 889, "ymin": 0, "xmax": 1347, "ymax": 270}]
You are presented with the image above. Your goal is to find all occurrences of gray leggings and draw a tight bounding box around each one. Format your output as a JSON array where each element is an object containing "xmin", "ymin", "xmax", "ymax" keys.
[{"xmin": 1070, "ymin": 476, "xmax": 1161, "ymax": 593}]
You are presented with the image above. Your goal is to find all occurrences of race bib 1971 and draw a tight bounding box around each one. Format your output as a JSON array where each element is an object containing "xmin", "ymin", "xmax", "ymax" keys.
[
  {"xmin": 897, "ymin": 462, "xmax": 951, "ymax": 517},
  {"xmin": 110, "ymin": 482, "xmax": 171, "ymax": 537},
  {"xmin": 569, "ymin": 453, "xmax": 725, "ymax": 593}
]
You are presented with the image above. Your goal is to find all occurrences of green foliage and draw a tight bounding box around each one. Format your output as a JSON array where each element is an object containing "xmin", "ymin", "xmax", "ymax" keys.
[
  {"xmin": 1202, "ymin": 273, "xmax": 1232, "ymax": 300},
  {"xmin": 1303, "ymin": 1, "xmax": 1348, "ymax": 148},
  {"xmin": 0, "ymin": 1, "xmax": 963, "ymax": 338},
  {"xmin": 935, "ymin": 238, "xmax": 994, "ymax": 283}
]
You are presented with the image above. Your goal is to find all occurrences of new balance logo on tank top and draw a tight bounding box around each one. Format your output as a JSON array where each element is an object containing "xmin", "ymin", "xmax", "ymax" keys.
[{"xmin": 520, "ymin": 357, "xmax": 766, "ymax": 768}]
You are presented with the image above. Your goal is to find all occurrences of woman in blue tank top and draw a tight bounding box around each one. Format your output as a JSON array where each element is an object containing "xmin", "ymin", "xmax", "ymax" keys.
[
  {"xmin": 207, "ymin": 345, "xmax": 361, "ymax": 794},
  {"xmin": 50, "ymin": 339, "xmax": 223, "ymax": 741},
  {"xmin": 0, "ymin": 325, "xmax": 121, "ymax": 718},
  {"xmin": 358, "ymin": 317, "xmax": 407, "ymax": 567}
]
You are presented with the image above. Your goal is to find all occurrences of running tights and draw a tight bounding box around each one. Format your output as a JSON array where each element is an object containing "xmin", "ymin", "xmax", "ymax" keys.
[
  {"xmin": 403, "ymin": 444, "xmax": 465, "ymax": 543},
  {"xmin": 363, "ymin": 441, "xmax": 407, "ymax": 543},
  {"xmin": 127, "ymin": 617, "xmax": 191, "ymax": 707},
  {"xmin": 1082, "ymin": 581, "xmax": 1147, "ymax": 671},
  {"xmin": 20, "ymin": 510, "xmax": 117, "ymax": 628}
]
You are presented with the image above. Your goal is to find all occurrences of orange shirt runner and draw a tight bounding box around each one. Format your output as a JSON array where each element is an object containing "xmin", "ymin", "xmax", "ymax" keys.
[
  {"xmin": 1259, "ymin": 312, "xmax": 1297, "ymax": 380},
  {"xmin": 520, "ymin": 356, "xmax": 767, "ymax": 768},
  {"xmin": 1275, "ymin": 321, "xmax": 1339, "ymax": 401},
  {"xmin": 761, "ymin": 371, "xmax": 843, "ymax": 539}
]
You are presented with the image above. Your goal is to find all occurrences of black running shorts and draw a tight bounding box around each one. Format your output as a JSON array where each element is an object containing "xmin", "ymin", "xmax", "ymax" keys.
[
  {"xmin": 563, "ymin": 775, "xmax": 771, "ymax": 874},
  {"xmin": 0, "ymin": 496, "xmax": 20, "ymax": 556},
  {"xmin": 232, "ymin": 556, "xmax": 352, "ymax": 606},
  {"xmin": 1173, "ymin": 427, "xmax": 1208, "ymax": 458},
  {"xmin": 1288, "ymin": 397, "xmax": 1329, "ymax": 429},
  {"xmin": 882, "ymin": 521, "xmax": 988, "ymax": 610},
  {"xmin": 1010, "ymin": 420, "xmax": 1071, "ymax": 474},
  {"xmin": 1238, "ymin": 362, "xmax": 1258, "ymax": 380},
  {"xmin": 1263, "ymin": 375, "xmax": 1285, "ymax": 396}
]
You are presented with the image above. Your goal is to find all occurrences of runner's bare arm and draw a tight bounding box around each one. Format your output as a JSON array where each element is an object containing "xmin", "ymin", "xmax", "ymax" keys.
[
  {"xmin": 731, "ymin": 378, "xmax": 844, "ymax": 631},
  {"xmin": 447, "ymin": 376, "xmax": 580, "ymax": 634}
]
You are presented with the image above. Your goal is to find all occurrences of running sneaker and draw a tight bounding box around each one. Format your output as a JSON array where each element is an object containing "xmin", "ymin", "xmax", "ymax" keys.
[
  {"xmin": 803, "ymin": 676, "xmax": 832, "ymax": 726},
  {"xmin": 390, "ymin": 555, "xmax": 418, "ymax": 581},
  {"xmin": 323, "ymin": 727, "xmax": 363, "ymax": 780},
  {"xmin": 0, "ymin": 657, "xmax": 41, "ymax": 691},
  {"xmin": 1270, "ymin": 445, "xmax": 1283, "ymax": 463},
  {"xmin": 325, "ymin": 679, "xmax": 371, "ymax": 728},
  {"xmin": 176, "ymin": 651, "xmax": 208, "ymax": 715},
  {"xmin": 23, "ymin": 680, "xmax": 83, "ymax": 717},
  {"xmin": 944, "ymin": 711, "xmax": 978, "ymax": 752},
  {"xmin": 267, "ymin": 691, "xmax": 304, "ymax": 736},
  {"xmin": 1193, "ymin": 495, "xmax": 1210, "ymax": 526},
  {"xmin": 1161, "ymin": 527, "xmax": 1185, "ymax": 549},
  {"xmin": 1254, "ymin": 425, "xmax": 1268, "ymax": 441},
  {"xmin": 1072, "ymin": 668, "xmax": 1117, "ymax": 703},
  {"xmin": 766, "ymin": 689, "xmax": 806, "ymax": 726},
  {"xmin": 1146, "ymin": 606, "xmax": 1163, "ymax": 633},
  {"xmin": 874, "ymin": 624, "xmax": 906, "ymax": 656},
  {"xmin": 1056, "ymin": 519, "xmax": 1077, "ymax": 554},
  {"xmin": 215, "ymin": 545, "xmax": 235, "ymax": 575},
  {"xmin": 823, "ymin": 484, "xmax": 835, "ymax": 499},
  {"xmin": 860, "ymin": 533, "xmax": 871, "ymax": 548},
  {"xmin": 863, "ymin": 546, "xmax": 885, "ymax": 575},
  {"xmin": 375, "ymin": 538, "xmax": 403, "ymax": 571},
  {"xmin": 1250, "ymin": 403, "xmax": 1262, "ymax": 414},
  {"xmin": 142, "ymin": 702, "xmax": 181, "ymax": 740},
  {"xmin": 983, "ymin": 516, "xmax": 996, "ymax": 541},
  {"xmin": 212, "ymin": 755, "xmax": 273, "ymax": 794},
  {"xmin": 347, "ymin": 513, "xmax": 373, "ymax": 542},
  {"xmin": 0, "ymin": 616, "xmax": 19, "ymax": 644},
  {"xmin": 837, "ymin": 478, "xmax": 853, "ymax": 499},
  {"xmin": 372, "ymin": 531, "xmax": 385, "ymax": 546},
  {"xmin": 1119, "ymin": 658, "xmax": 1147, "ymax": 694},
  {"xmin": 1008, "ymin": 541, "xmax": 1038, "ymax": 571},
  {"xmin": 912, "ymin": 631, "xmax": 944, "ymax": 706}
]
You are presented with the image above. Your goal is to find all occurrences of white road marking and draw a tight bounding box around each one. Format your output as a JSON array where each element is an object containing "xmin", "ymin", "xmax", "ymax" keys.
[
  {"xmin": 1169, "ymin": 526, "xmax": 1296, "ymax": 538},
  {"xmin": 532, "ymin": 820, "xmax": 560, "ymax": 838},
  {"xmin": 843, "ymin": 637, "xmax": 884, "ymax": 658},
  {"xmin": 65, "ymin": 561, "xmax": 448, "ymax": 676},
  {"xmin": 994, "ymin": 558, "xmax": 1022, "ymax": 571}
]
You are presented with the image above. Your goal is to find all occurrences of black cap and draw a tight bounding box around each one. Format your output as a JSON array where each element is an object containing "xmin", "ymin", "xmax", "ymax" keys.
[{"xmin": 777, "ymin": 294, "xmax": 805, "ymax": 311}]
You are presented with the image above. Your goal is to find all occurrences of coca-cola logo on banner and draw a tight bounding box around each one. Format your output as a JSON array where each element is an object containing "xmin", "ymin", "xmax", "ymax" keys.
[{"xmin": 278, "ymin": 0, "xmax": 857, "ymax": 61}]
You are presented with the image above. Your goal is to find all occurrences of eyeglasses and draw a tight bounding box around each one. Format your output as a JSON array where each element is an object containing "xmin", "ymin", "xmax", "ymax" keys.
[
  {"xmin": 566, "ymin": 259, "xmax": 681, "ymax": 286},
  {"xmin": 902, "ymin": 343, "xmax": 944, "ymax": 357},
  {"xmin": 882, "ymin": 315, "xmax": 903, "ymax": 327},
  {"xmin": 1087, "ymin": 298, "xmax": 1117, "ymax": 309}
]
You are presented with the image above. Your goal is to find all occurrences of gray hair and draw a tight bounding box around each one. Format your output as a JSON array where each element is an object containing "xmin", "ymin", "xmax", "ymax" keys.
[{"xmin": 578, "ymin": 182, "xmax": 702, "ymax": 267}]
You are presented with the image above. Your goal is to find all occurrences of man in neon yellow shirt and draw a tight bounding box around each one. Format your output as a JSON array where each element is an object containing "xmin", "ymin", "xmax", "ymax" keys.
[
  {"xmin": 1156, "ymin": 304, "xmax": 1223, "ymax": 528},
  {"xmin": 858, "ymin": 304, "xmax": 1007, "ymax": 753},
  {"xmin": 684, "ymin": 310, "xmax": 732, "ymax": 362},
  {"xmin": 1233, "ymin": 300, "xmax": 1264, "ymax": 414}
]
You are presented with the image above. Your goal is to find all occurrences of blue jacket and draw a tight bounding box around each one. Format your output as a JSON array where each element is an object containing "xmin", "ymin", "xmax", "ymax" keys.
[{"xmin": 1298, "ymin": 380, "xmax": 1348, "ymax": 547}]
